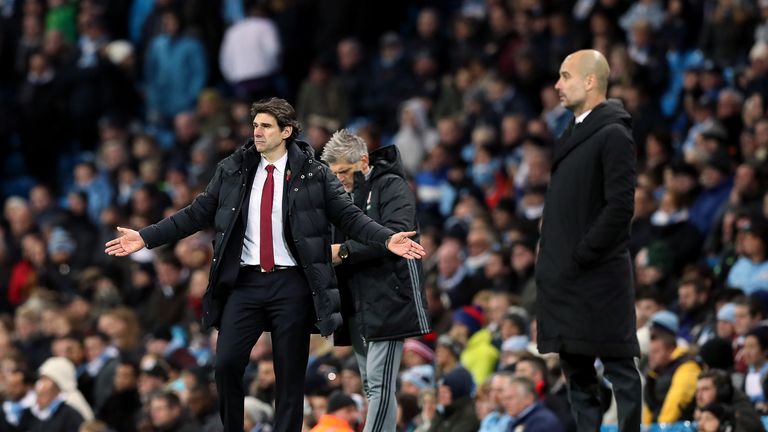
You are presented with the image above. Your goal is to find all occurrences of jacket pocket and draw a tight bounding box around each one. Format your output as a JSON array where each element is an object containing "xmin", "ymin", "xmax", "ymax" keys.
[
  {"xmin": 202, "ymin": 289, "xmax": 224, "ymax": 330},
  {"xmin": 387, "ymin": 273, "xmax": 412, "ymax": 301}
]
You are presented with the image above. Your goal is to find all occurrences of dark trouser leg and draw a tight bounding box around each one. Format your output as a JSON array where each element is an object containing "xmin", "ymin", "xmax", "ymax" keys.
[
  {"xmin": 601, "ymin": 356, "xmax": 641, "ymax": 432},
  {"xmin": 266, "ymin": 269, "xmax": 313, "ymax": 432},
  {"xmin": 559, "ymin": 352, "xmax": 602, "ymax": 432},
  {"xmin": 215, "ymin": 286, "xmax": 266, "ymax": 432}
]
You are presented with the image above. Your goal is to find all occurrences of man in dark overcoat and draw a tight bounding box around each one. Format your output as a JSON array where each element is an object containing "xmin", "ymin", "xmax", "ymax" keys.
[
  {"xmin": 535, "ymin": 50, "xmax": 642, "ymax": 432},
  {"xmin": 322, "ymin": 130, "xmax": 431, "ymax": 432},
  {"xmin": 104, "ymin": 98, "xmax": 425, "ymax": 432}
]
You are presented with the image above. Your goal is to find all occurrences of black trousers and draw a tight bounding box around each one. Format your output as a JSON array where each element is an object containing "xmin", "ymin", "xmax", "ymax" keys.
[
  {"xmin": 215, "ymin": 267, "xmax": 312, "ymax": 432},
  {"xmin": 559, "ymin": 352, "xmax": 642, "ymax": 432}
]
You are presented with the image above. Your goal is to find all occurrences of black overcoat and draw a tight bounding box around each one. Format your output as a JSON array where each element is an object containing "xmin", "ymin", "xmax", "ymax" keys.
[
  {"xmin": 535, "ymin": 100, "xmax": 640, "ymax": 358},
  {"xmin": 140, "ymin": 139, "xmax": 393, "ymax": 336}
]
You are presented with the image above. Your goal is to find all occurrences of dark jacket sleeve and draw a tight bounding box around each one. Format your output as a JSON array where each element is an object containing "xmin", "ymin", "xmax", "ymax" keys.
[
  {"xmin": 573, "ymin": 124, "xmax": 636, "ymax": 267},
  {"xmin": 447, "ymin": 410, "xmax": 480, "ymax": 432},
  {"xmin": 731, "ymin": 389, "xmax": 765, "ymax": 432},
  {"xmin": 524, "ymin": 409, "xmax": 566, "ymax": 432},
  {"xmin": 344, "ymin": 175, "xmax": 415, "ymax": 264},
  {"xmin": 322, "ymin": 166, "xmax": 394, "ymax": 246},
  {"xmin": 139, "ymin": 164, "xmax": 222, "ymax": 248}
]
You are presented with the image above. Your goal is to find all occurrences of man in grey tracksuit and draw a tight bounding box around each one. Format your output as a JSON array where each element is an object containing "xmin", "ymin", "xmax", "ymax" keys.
[{"xmin": 322, "ymin": 130, "xmax": 431, "ymax": 432}]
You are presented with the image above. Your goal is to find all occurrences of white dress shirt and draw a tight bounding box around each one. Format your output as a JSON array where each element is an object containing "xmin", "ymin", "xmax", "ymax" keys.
[
  {"xmin": 241, "ymin": 152, "xmax": 297, "ymax": 267},
  {"xmin": 575, "ymin": 109, "xmax": 592, "ymax": 124}
]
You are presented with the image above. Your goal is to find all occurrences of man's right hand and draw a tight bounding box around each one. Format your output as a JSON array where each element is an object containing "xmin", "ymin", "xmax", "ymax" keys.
[
  {"xmin": 331, "ymin": 244, "xmax": 342, "ymax": 265},
  {"xmin": 104, "ymin": 226, "xmax": 146, "ymax": 256}
]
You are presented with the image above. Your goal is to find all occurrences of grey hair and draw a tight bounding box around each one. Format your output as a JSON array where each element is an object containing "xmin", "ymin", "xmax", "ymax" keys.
[
  {"xmin": 4, "ymin": 196, "xmax": 28, "ymax": 212},
  {"xmin": 321, "ymin": 129, "xmax": 368, "ymax": 164},
  {"xmin": 510, "ymin": 376, "xmax": 537, "ymax": 398},
  {"xmin": 719, "ymin": 88, "xmax": 744, "ymax": 106}
]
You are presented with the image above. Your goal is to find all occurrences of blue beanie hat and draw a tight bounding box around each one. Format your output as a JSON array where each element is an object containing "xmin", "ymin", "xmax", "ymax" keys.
[
  {"xmin": 650, "ymin": 310, "xmax": 679, "ymax": 335},
  {"xmin": 452, "ymin": 305, "xmax": 485, "ymax": 336},
  {"xmin": 439, "ymin": 367, "xmax": 474, "ymax": 400}
]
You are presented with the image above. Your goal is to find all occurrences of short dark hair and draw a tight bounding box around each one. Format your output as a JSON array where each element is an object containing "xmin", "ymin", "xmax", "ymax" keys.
[
  {"xmin": 516, "ymin": 354, "xmax": 548, "ymax": 383},
  {"xmin": 150, "ymin": 390, "xmax": 182, "ymax": 409},
  {"xmin": 698, "ymin": 369, "xmax": 734, "ymax": 402},
  {"xmin": 699, "ymin": 402, "xmax": 734, "ymax": 427},
  {"xmin": 635, "ymin": 286, "xmax": 663, "ymax": 304},
  {"xmin": 250, "ymin": 97, "xmax": 301, "ymax": 140},
  {"xmin": 84, "ymin": 331, "xmax": 112, "ymax": 344},
  {"xmin": 650, "ymin": 327, "xmax": 677, "ymax": 349},
  {"xmin": 56, "ymin": 332, "xmax": 84, "ymax": 344},
  {"xmin": 117, "ymin": 358, "xmax": 139, "ymax": 376},
  {"xmin": 156, "ymin": 253, "xmax": 182, "ymax": 269},
  {"xmin": 734, "ymin": 296, "xmax": 764, "ymax": 319},
  {"xmin": 678, "ymin": 277, "xmax": 707, "ymax": 295},
  {"xmin": 9, "ymin": 367, "xmax": 35, "ymax": 386}
]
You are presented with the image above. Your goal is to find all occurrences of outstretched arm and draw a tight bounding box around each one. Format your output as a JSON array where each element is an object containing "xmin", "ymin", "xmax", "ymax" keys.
[
  {"xmin": 323, "ymin": 168, "xmax": 424, "ymax": 259},
  {"xmin": 105, "ymin": 164, "xmax": 223, "ymax": 256},
  {"xmin": 104, "ymin": 227, "xmax": 146, "ymax": 256},
  {"xmin": 342, "ymin": 176, "xmax": 417, "ymax": 264},
  {"xmin": 385, "ymin": 231, "xmax": 425, "ymax": 260}
]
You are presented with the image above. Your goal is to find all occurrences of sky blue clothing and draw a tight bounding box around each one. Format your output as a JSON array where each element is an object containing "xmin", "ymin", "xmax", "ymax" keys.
[
  {"xmin": 222, "ymin": 0, "xmax": 245, "ymax": 25},
  {"xmin": 144, "ymin": 34, "xmax": 208, "ymax": 119},
  {"xmin": 479, "ymin": 411, "xmax": 512, "ymax": 432},
  {"xmin": 128, "ymin": 0, "xmax": 154, "ymax": 44},
  {"xmin": 727, "ymin": 257, "xmax": 768, "ymax": 294},
  {"xmin": 74, "ymin": 174, "xmax": 113, "ymax": 224},
  {"xmin": 661, "ymin": 49, "xmax": 704, "ymax": 117},
  {"xmin": 689, "ymin": 178, "xmax": 732, "ymax": 235}
]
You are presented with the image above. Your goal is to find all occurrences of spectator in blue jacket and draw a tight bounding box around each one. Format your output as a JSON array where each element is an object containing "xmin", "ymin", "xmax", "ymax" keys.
[
  {"xmin": 143, "ymin": 9, "xmax": 207, "ymax": 127},
  {"xmin": 503, "ymin": 376, "xmax": 564, "ymax": 432},
  {"xmin": 727, "ymin": 216, "xmax": 768, "ymax": 294}
]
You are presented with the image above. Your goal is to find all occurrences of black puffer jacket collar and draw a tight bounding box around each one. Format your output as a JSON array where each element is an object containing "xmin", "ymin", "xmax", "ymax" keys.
[{"xmin": 221, "ymin": 138, "xmax": 315, "ymax": 174}]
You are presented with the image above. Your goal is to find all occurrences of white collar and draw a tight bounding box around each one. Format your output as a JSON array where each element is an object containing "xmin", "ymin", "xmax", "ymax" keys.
[
  {"xmin": 575, "ymin": 109, "xmax": 592, "ymax": 124},
  {"xmin": 31, "ymin": 396, "xmax": 65, "ymax": 421},
  {"xmin": 259, "ymin": 151, "xmax": 289, "ymax": 175}
]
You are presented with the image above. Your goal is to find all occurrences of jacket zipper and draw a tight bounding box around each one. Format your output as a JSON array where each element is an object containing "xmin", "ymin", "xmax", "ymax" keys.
[{"xmin": 218, "ymin": 167, "xmax": 250, "ymax": 264}]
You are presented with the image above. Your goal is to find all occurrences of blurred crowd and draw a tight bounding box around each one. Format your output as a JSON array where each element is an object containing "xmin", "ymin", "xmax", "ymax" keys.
[{"xmin": 5, "ymin": 0, "xmax": 768, "ymax": 431}]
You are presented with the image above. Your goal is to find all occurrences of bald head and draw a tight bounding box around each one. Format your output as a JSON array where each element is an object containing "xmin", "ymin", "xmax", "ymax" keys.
[
  {"xmin": 568, "ymin": 50, "xmax": 610, "ymax": 93},
  {"xmin": 555, "ymin": 50, "xmax": 610, "ymax": 115}
]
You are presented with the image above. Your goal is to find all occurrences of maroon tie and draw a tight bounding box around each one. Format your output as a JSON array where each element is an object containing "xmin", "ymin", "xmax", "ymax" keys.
[{"xmin": 260, "ymin": 164, "xmax": 275, "ymax": 272}]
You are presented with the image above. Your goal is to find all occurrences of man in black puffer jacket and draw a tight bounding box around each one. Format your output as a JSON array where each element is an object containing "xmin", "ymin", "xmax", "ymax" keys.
[
  {"xmin": 105, "ymin": 98, "xmax": 425, "ymax": 432},
  {"xmin": 322, "ymin": 130, "xmax": 431, "ymax": 432}
]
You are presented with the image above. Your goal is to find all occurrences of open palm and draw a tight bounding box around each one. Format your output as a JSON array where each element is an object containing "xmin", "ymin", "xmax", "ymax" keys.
[
  {"xmin": 104, "ymin": 227, "xmax": 146, "ymax": 256},
  {"xmin": 386, "ymin": 231, "xmax": 426, "ymax": 260}
]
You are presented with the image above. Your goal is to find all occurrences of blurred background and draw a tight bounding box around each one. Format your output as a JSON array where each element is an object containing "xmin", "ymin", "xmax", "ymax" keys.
[{"xmin": 3, "ymin": 0, "xmax": 768, "ymax": 431}]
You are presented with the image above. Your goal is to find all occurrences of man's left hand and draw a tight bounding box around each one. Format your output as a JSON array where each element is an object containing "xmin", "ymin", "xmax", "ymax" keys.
[{"xmin": 386, "ymin": 231, "xmax": 426, "ymax": 260}]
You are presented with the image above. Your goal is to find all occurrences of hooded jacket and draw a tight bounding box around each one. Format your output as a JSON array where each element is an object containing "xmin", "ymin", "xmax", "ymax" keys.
[
  {"xmin": 643, "ymin": 345, "xmax": 700, "ymax": 424},
  {"xmin": 38, "ymin": 357, "xmax": 94, "ymax": 421},
  {"xmin": 335, "ymin": 145, "xmax": 431, "ymax": 342},
  {"xmin": 535, "ymin": 100, "xmax": 640, "ymax": 358}
]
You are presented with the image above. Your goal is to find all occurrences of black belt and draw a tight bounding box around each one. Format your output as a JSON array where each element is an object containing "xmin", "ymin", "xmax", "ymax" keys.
[{"xmin": 239, "ymin": 265, "xmax": 295, "ymax": 273}]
